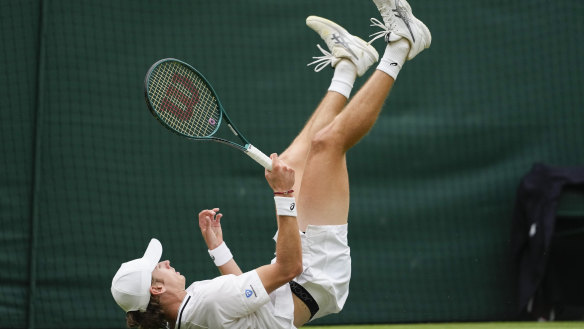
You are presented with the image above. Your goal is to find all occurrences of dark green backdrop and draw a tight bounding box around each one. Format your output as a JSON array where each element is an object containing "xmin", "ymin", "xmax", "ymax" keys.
[{"xmin": 1, "ymin": 0, "xmax": 583, "ymax": 328}]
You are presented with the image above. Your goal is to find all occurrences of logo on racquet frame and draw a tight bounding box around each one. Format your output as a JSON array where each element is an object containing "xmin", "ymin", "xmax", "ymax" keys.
[{"xmin": 160, "ymin": 73, "xmax": 200, "ymax": 121}]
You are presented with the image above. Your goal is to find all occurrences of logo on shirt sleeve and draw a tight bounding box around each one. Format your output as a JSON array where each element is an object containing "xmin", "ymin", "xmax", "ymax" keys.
[{"xmin": 244, "ymin": 284, "xmax": 257, "ymax": 298}]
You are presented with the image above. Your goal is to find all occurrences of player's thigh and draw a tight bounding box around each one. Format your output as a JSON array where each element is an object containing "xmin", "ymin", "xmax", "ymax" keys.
[{"xmin": 297, "ymin": 145, "xmax": 349, "ymax": 230}]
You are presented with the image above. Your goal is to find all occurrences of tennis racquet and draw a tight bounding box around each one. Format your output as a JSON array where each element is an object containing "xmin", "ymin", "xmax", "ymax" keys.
[{"xmin": 144, "ymin": 58, "xmax": 272, "ymax": 170}]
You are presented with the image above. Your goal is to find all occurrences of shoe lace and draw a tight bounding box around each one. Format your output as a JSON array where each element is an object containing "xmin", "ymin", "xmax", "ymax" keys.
[
  {"xmin": 368, "ymin": 17, "xmax": 391, "ymax": 44},
  {"xmin": 307, "ymin": 44, "xmax": 335, "ymax": 72}
]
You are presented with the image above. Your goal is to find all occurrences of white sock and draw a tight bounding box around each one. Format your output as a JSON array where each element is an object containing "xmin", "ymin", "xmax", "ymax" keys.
[
  {"xmin": 376, "ymin": 38, "xmax": 410, "ymax": 80},
  {"xmin": 328, "ymin": 59, "xmax": 357, "ymax": 99}
]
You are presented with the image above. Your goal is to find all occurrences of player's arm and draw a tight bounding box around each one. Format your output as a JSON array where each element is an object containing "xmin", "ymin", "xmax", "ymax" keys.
[
  {"xmin": 255, "ymin": 154, "xmax": 303, "ymax": 294},
  {"xmin": 216, "ymin": 258, "xmax": 242, "ymax": 276},
  {"xmin": 198, "ymin": 208, "xmax": 243, "ymax": 276}
]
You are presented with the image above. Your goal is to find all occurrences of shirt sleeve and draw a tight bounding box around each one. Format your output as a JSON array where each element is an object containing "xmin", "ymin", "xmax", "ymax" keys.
[{"xmin": 201, "ymin": 270, "xmax": 271, "ymax": 324}]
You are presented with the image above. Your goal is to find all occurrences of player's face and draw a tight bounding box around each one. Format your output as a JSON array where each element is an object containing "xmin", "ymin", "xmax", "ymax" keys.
[{"xmin": 151, "ymin": 260, "xmax": 186, "ymax": 292}]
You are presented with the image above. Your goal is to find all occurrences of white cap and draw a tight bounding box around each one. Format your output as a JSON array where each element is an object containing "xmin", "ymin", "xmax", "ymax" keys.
[{"xmin": 111, "ymin": 238, "xmax": 163, "ymax": 312}]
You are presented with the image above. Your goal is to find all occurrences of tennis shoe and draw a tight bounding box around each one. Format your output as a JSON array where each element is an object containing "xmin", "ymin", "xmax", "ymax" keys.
[
  {"xmin": 369, "ymin": 0, "xmax": 431, "ymax": 60},
  {"xmin": 306, "ymin": 16, "xmax": 379, "ymax": 77}
]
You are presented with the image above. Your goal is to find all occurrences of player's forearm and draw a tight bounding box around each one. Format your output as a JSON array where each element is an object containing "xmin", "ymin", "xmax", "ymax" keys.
[
  {"xmin": 208, "ymin": 241, "xmax": 242, "ymax": 275},
  {"xmin": 274, "ymin": 214, "xmax": 303, "ymax": 277},
  {"xmin": 272, "ymin": 192, "xmax": 302, "ymax": 278},
  {"xmin": 256, "ymin": 214, "xmax": 302, "ymax": 293},
  {"xmin": 259, "ymin": 153, "xmax": 301, "ymax": 291},
  {"xmin": 217, "ymin": 258, "xmax": 243, "ymax": 276}
]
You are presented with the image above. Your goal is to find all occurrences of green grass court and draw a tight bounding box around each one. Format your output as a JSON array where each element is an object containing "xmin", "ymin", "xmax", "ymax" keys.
[{"xmin": 309, "ymin": 323, "xmax": 583, "ymax": 329}]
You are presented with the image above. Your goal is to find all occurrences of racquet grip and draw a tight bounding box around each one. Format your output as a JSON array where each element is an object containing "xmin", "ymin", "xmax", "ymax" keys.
[{"xmin": 245, "ymin": 144, "xmax": 273, "ymax": 171}]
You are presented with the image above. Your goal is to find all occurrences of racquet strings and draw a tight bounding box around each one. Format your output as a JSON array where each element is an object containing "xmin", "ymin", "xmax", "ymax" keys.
[{"xmin": 147, "ymin": 61, "xmax": 221, "ymax": 137}]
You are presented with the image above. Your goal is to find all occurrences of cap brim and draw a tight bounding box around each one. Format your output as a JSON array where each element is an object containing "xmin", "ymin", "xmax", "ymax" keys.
[{"xmin": 142, "ymin": 238, "xmax": 162, "ymax": 267}]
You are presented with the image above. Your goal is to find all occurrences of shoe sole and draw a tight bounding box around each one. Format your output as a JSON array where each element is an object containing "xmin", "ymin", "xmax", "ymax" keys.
[{"xmin": 306, "ymin": 16, "xmax": 379, "ymax": 63}]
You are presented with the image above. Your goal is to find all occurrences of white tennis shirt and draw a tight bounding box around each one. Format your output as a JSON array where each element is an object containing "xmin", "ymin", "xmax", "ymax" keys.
[{"xmin": 174, "ymin": 270, "xmax": 296, "ymax": 329}]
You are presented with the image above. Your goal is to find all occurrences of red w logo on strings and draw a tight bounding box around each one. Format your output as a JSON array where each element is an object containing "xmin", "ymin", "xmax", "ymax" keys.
[{"xmin": 161, "ymin": 73, "xmax": 199, "ymax": 121}]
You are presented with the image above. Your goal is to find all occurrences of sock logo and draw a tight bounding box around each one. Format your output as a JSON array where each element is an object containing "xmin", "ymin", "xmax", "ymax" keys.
[{"xmin": 290, "ymin": 203, "xmax": 295, "ymax": 211}]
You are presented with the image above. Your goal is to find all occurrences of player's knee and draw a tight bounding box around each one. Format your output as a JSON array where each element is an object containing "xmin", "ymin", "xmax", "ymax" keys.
[{"xmin": 311, "ymin": 126, "xmax": 343, "ymax": 154}]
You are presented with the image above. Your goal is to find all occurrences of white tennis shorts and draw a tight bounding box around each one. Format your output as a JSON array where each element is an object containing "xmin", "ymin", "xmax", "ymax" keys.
[{"xmin": 272, "ymin": 224, "xmax": 351, "ymax": 320}]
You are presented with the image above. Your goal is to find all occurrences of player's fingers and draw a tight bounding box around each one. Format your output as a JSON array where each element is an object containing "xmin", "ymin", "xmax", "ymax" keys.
[
  {"xmin": 279, "ymin": 160, "xmax": 291, "ymax": 172},
  {"xmin": 199, "ymin": 217, "xmax": 208, "ymax": 233},
  {"xmin": 199, "ymin": 215, "xmax": 208, "ymax": 227},
  {"xmin": 205, "ymin": 217, "xmax": 214, "ymax": 232},
  {"xmin": 270, "ymin": 153, "xmax": 279, "ymax": 167},
  {"xmin": 198, "ymin": 209, "xmax": 213, "ymax": 219},
  {"xmin": 266, "ymin": 155, "xmax": 275, "ymax": 178},
  {"xmin": 200, "ymin": 209, "xmax": 217, "ymax": 220},
  {"xmin": 286, "ymin": 164, "xmax": 295, "ymax": 175},
  {"xmin": 266, "ymin": 153, "xmax": 282, "ymax": 175}
]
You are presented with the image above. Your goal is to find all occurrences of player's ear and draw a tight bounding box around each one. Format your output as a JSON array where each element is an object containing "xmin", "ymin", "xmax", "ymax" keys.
[{"xmin": 150, "ymin": 282, "xmax": 166, "ymax": 295}]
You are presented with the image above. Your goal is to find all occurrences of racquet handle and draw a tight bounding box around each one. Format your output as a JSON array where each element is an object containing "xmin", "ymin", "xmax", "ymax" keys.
[{"xmin": 245, "ymin": 144, "xmax": 273, "ymax": 171}]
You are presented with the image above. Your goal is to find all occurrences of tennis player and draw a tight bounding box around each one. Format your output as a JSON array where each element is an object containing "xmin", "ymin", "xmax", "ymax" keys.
[{"xmin": 111, "ymin": 1, "xmax": 431, "ymax": 328}]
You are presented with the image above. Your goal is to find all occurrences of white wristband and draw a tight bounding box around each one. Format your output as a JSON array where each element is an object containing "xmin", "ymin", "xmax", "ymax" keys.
[
  {"xmin": 208, "ymin": 242, "xmax": 233, "ymax": 267},
  {"xmin": 274, "ymin": 196, "xmax": 297, "ymax": 217}
]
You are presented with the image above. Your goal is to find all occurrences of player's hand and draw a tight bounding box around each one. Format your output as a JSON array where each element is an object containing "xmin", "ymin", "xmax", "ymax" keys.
[
  {"xmin": 198, "ymin": 208, "xmax": 223, "ymax": 250},
  {"xmin": 265, "ymin": 153, "xmax": 295, "ymax": 193}
]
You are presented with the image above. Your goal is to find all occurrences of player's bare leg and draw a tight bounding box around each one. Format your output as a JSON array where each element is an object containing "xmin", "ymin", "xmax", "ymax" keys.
[
  {"xmin": 297, "ymin": 0, "xmax": 431, "ymax": 230},
  {"xmin": 295, "ymin": 71, "xmax": 394, "ymax": 230},
  {"xmin": 280, "ymin": 16, "xmax": 378, "ymax": 196},
  {"xmin": 280, "ymin": 92, "xmax": 346, "ymax": 195}
]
